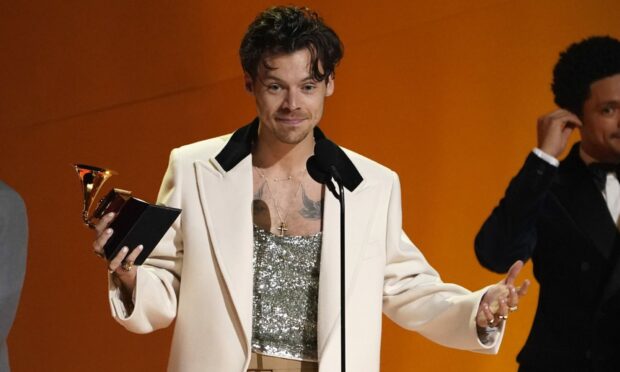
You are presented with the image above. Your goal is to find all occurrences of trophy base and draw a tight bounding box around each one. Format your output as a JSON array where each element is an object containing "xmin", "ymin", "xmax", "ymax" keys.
[{"xmin": 97, "ymin": 189, "xmax": 181, "ymax": 265}]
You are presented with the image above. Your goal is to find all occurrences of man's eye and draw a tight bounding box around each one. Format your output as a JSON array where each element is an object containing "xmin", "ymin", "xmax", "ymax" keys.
[
  {"xmin": 268, "ymin": 84, "xmax": 281, "ymax": 91},
  {"xmin": 302, "ymin": 85, "xmax": 316, "ymax": 91},
  {"xmin": 602, "ymin": 106, "xmax": 616, "ymax": 115}
]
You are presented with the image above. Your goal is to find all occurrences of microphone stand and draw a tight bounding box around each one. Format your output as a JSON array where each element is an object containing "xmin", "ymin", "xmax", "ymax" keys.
[
  {"xmin": 307, "ymin": 152, "xmax": 356, "ymax": 372},
  {"xmin": 329, "ymin": 166, "xmax": 346, "ymax": 372}
]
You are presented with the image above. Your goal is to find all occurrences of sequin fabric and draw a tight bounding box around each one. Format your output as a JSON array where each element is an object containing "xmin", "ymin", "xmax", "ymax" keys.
[{"xmin": 252, "ymin": 225, "xmax": 322, "ymax": 362}]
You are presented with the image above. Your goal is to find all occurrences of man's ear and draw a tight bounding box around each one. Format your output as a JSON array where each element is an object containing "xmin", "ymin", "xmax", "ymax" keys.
[
  {"xmin": 244, "ymin": 73, "xmax": 253, "ymax": 93},
  {"xmin": 325, "ymin": 74, "xmax": 335, "ymax": 97}
]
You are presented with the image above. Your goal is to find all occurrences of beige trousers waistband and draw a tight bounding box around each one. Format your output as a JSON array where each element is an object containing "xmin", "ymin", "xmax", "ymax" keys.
[{"xmin": 248, "ymin": 352, "xmax": 318, "ymax": 372}]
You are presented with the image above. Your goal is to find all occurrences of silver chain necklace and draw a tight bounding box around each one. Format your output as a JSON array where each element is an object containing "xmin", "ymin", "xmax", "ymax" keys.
[{"xmin": 255, "ymin": 167, "xmax": 305, "ymax": 237}]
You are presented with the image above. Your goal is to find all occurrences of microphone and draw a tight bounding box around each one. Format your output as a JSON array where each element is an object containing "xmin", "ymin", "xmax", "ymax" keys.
[
  {"xmin": 307, "ymin": 137, "xmax": 362, "ymax": 198},
  {"xmin": 307, "ymin": 155, "xmax": 339, "ymax": 198},
  {"xmin": 306, "ymin": 137, "xmax": 348, "ymax": 372},
  {"xmin": 306, "ymin": 138, "xmax": 363, "ymax": 193}
]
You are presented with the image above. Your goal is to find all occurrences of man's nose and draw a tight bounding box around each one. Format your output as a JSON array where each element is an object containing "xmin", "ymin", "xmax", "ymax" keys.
[{"xmin": 282, "ymin": 89, "xmax": 300, "ymax": 110}]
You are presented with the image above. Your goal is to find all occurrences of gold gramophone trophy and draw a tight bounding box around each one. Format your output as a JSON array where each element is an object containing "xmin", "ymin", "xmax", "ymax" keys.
[
  {"xmin": 74, "ymin": 163, "xmax": 181, "ymax": 264},
  {"xmin": 73, "ymin": 164, "xmax": 131, "ymax": 229}
]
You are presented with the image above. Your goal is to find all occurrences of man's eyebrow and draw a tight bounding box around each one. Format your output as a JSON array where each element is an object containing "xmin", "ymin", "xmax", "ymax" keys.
[
  {"xmin": 301, "ymin": 76, "xmax": 318, "ymax": 83},
  {"xmin": 598, "ymin": 99, "xmax": 620, "ymax": 106},
  {"xmin": 261, "ymin": 73, "xmax": 281, "ymax": 82},
  {"xmin": 261, "ymin": 74, "xmax": 317, "ymax": 83}
]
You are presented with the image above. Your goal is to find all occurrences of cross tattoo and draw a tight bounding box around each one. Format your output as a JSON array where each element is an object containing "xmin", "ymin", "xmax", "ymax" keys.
[{"xmin": 277, "ymin": 222, "xmax": 288, "ymax": 237}]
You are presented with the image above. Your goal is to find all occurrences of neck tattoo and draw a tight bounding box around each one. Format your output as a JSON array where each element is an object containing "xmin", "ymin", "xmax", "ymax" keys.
[{"xmin": 255, "ymin": 167, "xmax": 305, "ymax": 237}]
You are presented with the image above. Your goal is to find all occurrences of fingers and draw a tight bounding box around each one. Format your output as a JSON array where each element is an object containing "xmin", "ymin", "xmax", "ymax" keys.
[
  {"xmin": 489, "ymin": 299, "xmax": 509, "ymax": 327},
  {"xmin": 506, "ymin": 285, "xmax": 518, "ymax": 307},
  {"xmin": 483, "ymin": 303, "xmax": 496, "ymax": 327},
  {"xmin": 487, "ymin": 286, "xmax": 509, "ymax": 313},
  {"xmin": 502, "ymin": 278, "xmax": 531, "ymax": 317},
  {"xmin": 92, "ymin": 227, "xmax": 112, "ymax": 258},
  {"xmin": 124, "ymin": 245, "xmax": 143, "ymax": 266},
  {"xmin": 108, "ymin": 247, "xmax": 130, "ymax": 272},
  {"xmin": 497, "ymin": 298, "xmax": 509, "ymax": 322},
  {"xmin": 479, "ymin": 262, "xmax": 532, "ymax": 329},
  {"xmin": 481, "ymin": 282, "xmax": 522, "ymax": 327},
  {"xmin": 477, "ymin": 298, "xmax": 510, "ymax": 328},
  {"xmin": 538, "ymin": 109, "xmax": 583, "ymax": 129},
  {"xmin": 476, "ymin": 303, "xmax": 496, "ymax": 328},
  {"xmin": 503, "ymin": 261, "xmax": 530, "ymax": 311},
  {"xmin": 507, "ymin": 277, "xmax": 530, "ymax": 304},
  {"xmin": 537, "ymin": 109, "xmax": 583, "ymax": 157},
  {"xmin": 108, "ymin": 245, "xmax": 143, "ymax": 274},
  {"xmin": 94, "ymin": 212, "xmax": 115, "ymax": 235},
  {"xmin": 92, "ymin": 213, "xmax": 115, "ymax": 258},
  {"xmin": 517, "ymin": 279, "xmax": 530, "ymax": 297},
  {"xmin": 503, "ymin": 260, "xmax": 524, "ymax": 286}
]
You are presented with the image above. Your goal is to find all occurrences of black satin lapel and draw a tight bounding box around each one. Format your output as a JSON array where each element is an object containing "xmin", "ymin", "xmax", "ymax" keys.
[
  {"xmin": 554, "ymin": 146, "xmax": 617, "ymax": 261},
  {"xmin": 214, "ymin": 119, "xmax": 364, "ymax": 190},
  {"xmin": 312, "ymin": 130, "xmax": 363, "ymax": 192},
  {"xmin": 214, "ymin": 118, "xmax": 259, "ymax": 172}
]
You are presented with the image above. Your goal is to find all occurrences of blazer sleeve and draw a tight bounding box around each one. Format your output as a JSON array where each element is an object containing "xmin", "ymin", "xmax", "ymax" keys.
[
  {"xmin": 474, "ymin": 153, "xmax": 557, "ymax": 273},
  {"xmin": 0, "ymin": 183, "xmax": 28, "ymax": 343},
  {"xmin": 382, "ymin": 172, "xmax": 503, "ymax": 353},
  {"xmin": 108, "ymin": 149, "xmax": 183, "ymax": 333}
]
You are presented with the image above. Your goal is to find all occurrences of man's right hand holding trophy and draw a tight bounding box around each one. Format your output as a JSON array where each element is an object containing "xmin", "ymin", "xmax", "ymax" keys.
[
  {"xmin": 93, "ymin": 212, "xmax": 143, "ymax": 301},
  {"xmin": 74, "ymin": 163, "xmax": 180, "ymax": 305}
]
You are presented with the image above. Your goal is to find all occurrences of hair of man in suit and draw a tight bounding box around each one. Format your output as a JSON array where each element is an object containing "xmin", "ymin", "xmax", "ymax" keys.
[
  {"xmin": 552, "ymin": 35, "xmax": 620, "ymax": 117},
  {"xmin": 239, "ymin": 5, "xmax": 343, "ymax": 86}
]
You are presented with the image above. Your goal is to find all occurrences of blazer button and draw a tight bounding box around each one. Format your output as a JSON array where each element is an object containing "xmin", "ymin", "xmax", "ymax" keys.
[{"xmin": 580, "ymin": 261, "xmax": 590, "ymax": 271}]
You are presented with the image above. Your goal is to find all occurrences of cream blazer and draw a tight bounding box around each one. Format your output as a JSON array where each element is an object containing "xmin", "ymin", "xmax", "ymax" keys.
[{"xmin": 108, "ymin": 126, "xmax": 502, "ymax": 372}]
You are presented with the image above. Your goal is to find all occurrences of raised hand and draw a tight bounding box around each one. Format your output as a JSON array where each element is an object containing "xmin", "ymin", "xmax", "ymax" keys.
[
  {"xmin": 476, "ymin": 260, "xmax": 530, "ymax": 328},
  {"xmin": 537, "ymin": 109, "xmax": 582, "ymax": 158}
]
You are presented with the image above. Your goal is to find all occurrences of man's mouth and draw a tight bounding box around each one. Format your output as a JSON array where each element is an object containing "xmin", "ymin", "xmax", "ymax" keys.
[{"xmin": 276, "ymin": 117, "xmax": 307, "ymax": 125}]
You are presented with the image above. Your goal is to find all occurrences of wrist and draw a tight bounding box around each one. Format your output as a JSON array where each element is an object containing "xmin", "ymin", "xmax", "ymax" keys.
[{"xmin": 533, "ymin": 148, "xmax": 560, "ymax": 167}]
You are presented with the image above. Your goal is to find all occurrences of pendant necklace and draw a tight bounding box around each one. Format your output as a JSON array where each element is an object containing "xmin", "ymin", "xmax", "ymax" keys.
[{"xmin": 255, "ymin": 167, "xmax": 305, "ymax": 237}]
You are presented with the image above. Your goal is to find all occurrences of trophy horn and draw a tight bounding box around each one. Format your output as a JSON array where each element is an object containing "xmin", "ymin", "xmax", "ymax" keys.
[{"xmin": 74, "ymin": 164, "xmax": 117, "ymax": 228}]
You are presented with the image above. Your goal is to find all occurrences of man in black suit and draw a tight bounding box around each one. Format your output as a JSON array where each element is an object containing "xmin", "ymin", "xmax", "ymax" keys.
[
  {"xmin": 0, "ymin": 181, "xmax": 28, "ymax": 372},
  {"xmin": 475, "ymin": 36, "xmax": 620, "ymax": 371}
]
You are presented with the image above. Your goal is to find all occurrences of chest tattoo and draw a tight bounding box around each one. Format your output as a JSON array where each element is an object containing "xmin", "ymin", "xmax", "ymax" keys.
[
  {"xmin": 253, "ymin": 181, "xmax": 271, "ymax": 229},
  {"xmin": 299, "ymin": 186, "xmax": 322, "ymax": 220}
]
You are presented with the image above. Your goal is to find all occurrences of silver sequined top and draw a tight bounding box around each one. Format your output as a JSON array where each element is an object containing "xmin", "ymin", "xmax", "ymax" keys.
[{"xmin": 251, "ymin": 225, "xmax": 322, "ymax": 362}]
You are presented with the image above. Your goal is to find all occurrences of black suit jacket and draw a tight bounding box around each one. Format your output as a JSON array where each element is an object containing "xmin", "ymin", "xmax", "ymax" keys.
[{"xmin": 475, "ymin": 143, "xmax": 620, "ymax": 372}]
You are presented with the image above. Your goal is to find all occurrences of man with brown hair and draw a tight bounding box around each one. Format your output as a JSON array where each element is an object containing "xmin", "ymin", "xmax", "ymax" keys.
[{"xmin": 93, "ymin": 6, "xmax": 527, "ymax": 371}]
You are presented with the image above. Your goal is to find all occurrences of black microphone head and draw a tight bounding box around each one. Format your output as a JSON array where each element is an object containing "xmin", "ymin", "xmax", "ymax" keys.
[
  {"xmin": 306, "ymin": 156, "xmax": 331, "ymax": 184},
  {"xmin": 313, "ymin": 139, "xmax": 363, "ymax": 192},
  {"xmin": 307, "ymin": 155, "xmax": 340, "ymax": 199}
]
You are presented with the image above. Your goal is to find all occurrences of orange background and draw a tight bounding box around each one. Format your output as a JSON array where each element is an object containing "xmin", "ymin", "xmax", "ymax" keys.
[{"xmin": 1, "ymin": 1, "xmax": 618, "ymax": 371}]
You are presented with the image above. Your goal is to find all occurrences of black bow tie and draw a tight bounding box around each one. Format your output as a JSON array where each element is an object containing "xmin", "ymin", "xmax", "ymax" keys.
[{"xmin": 588, "ymin": 163, "xmax": 620, "ymax": 192}]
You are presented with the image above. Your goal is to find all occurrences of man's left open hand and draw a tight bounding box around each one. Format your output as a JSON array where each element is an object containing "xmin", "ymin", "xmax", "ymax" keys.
[{"xmin": 476, "ymin": 260, "xmax": 530, "ymax": 328}]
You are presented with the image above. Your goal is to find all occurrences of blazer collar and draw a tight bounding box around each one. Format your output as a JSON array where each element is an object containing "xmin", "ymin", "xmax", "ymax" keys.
[{"xmin": 214, "ymin": 118, "xmax": 363, "ymax": 191}]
